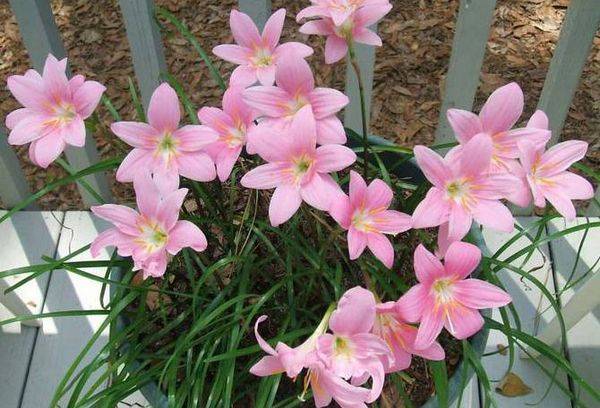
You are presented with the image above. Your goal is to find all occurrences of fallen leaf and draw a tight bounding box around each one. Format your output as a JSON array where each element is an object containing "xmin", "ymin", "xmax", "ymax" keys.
[{"xmin": 496, "ymin": 372, "xmax": 533, "ymax": 397}]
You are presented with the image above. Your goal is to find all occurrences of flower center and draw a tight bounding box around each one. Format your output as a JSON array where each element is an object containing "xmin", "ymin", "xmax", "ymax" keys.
[
  {"xmin": 136, "ymin": 219, "xmax": 168, "ymax": 254},
  {"xmin": 432, "ymin": 278, "xmax": 455, "ymax": 304},
  {"xmin": 333, "ymin": 336, "xmax": 354, "ymax": 358},
  {"xmin": 445, "ymin": 178, "xmax": 477, "ymax": 209},
  {"xmin": 286, "ymin": 95, "xmax": 309, "ymax": 117},
  {"xmin": 334, "ymin": 18, "xmax": 355, "ymax": 40},
  {"xmin": 290, "ymin": 154, "xmax": 314, "ymax": 184},
  {"xmin": 351, "ymin": 208, "xmax": 374, "ymax": 232},
  {"xmin": 252, "ymin": 48, "xmax": 273, "ymax": 67},
  {"xmin": 155, "ymin": 132, "xmax": 179, "ymax": 164},
  {"xmin": 45, "ymin": 102, "xmax": 77, "ymax": 127},
  {"xmin": 223, "ymin": 124, "xmax": 246, "ymax": 148}
]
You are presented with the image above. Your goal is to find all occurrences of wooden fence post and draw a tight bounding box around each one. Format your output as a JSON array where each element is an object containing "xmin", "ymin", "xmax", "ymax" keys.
[
  {"xmin": 9, "ymin": 0, "xmax": 113, "ymax": 207},
  {"xmin": 0, "ymin": 128, "xmax": 37, "ymax": 209},
  {"xmin": 239, "ymin": 0, "xmax": 272, "ymax": 30}
]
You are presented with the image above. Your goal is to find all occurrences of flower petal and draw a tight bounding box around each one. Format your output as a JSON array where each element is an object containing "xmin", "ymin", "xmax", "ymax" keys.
[
  {"xmin": 230, "ymin": 65, "xmax": 258, "ymax": 87},
  {"xmin": 90, "ymin": 204, "xmax": 139, "ymax": 235},
  {"xmin": 366, "ymin": 179, "xmax": 393, "ymax": 210},
  {"xmin": 471, "ymin": 199, "xmax": 514, "ymax": 233},
  {"xmin": 549, "ymin": 172, "xmax": 594, "ymax": 201},
  {"xmin": 111, "ymin": 121, "xmax": 158, "ymax": 149},
  {"xmin": 230, "ymin": 9, "xmax": 262, "ymax": 48},
  {"xmin": 256, "ymin": 65, "xmax": 277, "ymax": 86},
  {"xmin": 262, "ymin": 8, "xmax": 286, "ymax": 49},
  {"xmin": 300, "ymin": 173, "xmax": 340, "ymax": 211},
  {"xmin": 73, "ymin": 80, "xmax": 105, "ymax": 118},
  {"xmin": 372, "ymin": 210, "xmax": 412, "ymax": 235},
  {"xmin": 396, "ymin": 284, "xmax": 428, "ymax": 323},
  {"xmin": 413, "ymin": 146, "xmax": 452, "ymax": 188},
  {"xmin": 324, "ymin": 35, "xmax": 348, "ymax": 64},
  {"xmin": 459, "ymin": 133, "xmax": 493, "ymax": 177},
  {"xmin": 411, "ymin": 188, "xmax": 450, "ymax": 228},
  {"xmin": 176, "ymin": 152, "xmax": 216, "ymax": 182},
  {"xmin": 446, "ymin": 109, "xmax": 483, "ymax": 144},
  {"xmin": 367, "ymin": 233, "xmax": 394, "ymax": 268},
  {"xmin": 166, "ymin": 220, "xmax": 207, "ymax": 254},
  {"xmin": 30, "ymin": 134, "xmax": 66, "ymax": 168},
  {"xmin": 447, "ymin": 204, "xmax": 472, "ymax": 242},
  {"xmin": 539, "ymin": 140, "xmax": 588, "ymax": 177},
  {"xmin": 269, "ymin": 185, "xmax": 302, "ymax": 226},
  {"xmin": 329, "ymin": 286, "xmax": 376, "ymax": 335},
  {"xmin": 116, "ymin": 149, "xmax": 153, "ymax": 182},
  {"xmin": 479, "ymin": 82, "xmax": 524, "ymax": 134},
  {"xmin": 174, "ymin": 125, "xmax": 218, "ymax": 151},
  {"xmin": 273, "ymin": 42, "xmax": 314, "ymax": 59},
  {"xmin": 329, "ymin": 194, "xmax": 352, "ymax": 229},
  {"xmin": 147, "ymin": 83, "xmax": 180, "ymax": 132},
  {"xmin": 241, "ymin": 163, "xmax": 287, "ymax": 189},
  {"xmin": 414, "ymin": 244, "xmax": 445, "ymax": 283},
  {"xmin": 308, "ymin": 88, "xmax": 349, "ymax": 119},
  {"xmin": 243, "ymin": 86, "xmax": 290, "ymax": 117},
  {"xmin": 348, "ymin": 227, "xmax": 368, "ymax": 260},
  {"xmin": 444, "ymin": 241, "xmax": 481, "ymax": 279},
  {"xmin": 540, "ymin": 186, "xmax": 577, "ymax": 221},
  {"xmin": 315, "ymin": 115, "xmax": 346, "ymax": 145},
  {"xmin": 414, "ymin": 308, "xmax": 444, "ymax": 350},
  {"xmin": 212, "ymin": 44, "xmax": 250, "ymax": 64},
  {"xmin": 444, "ymin": 303, "xmax": 484, "ymax": 340},
  {"xmin": 453, "ymin": 279, "xmax": 511, "ymax": 309},
  {"xmin": 274, "ymin": 56, "xmax": 314, "ymax": 94},
  {"xmin": 314, "ymin": 144, "xmax": 356, "ymax": 173}
]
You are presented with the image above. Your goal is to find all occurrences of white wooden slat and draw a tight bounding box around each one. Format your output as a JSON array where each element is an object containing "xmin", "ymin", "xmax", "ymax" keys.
[
  {"xmin": 585, "ymin": 187, "xmax": 599, "ymax": 217},
  {"xmin": 239, "ymin": 0, "xmax": 272, "ymax": 30},
  {"xmin": 434, "ymin": 0, "xmax": 497, "ymax": 144},
  {"xmin": 0, "ymin": 211, "xmax": 64, "ymax": 407},
  {"xmin": 479, "ymin": 217, "xmax": 571, "ymax": 407},
  {"xmin": 9, "ymin": 0, "xmax": 113, "ymax": 208},
  {"xmin": 0, "ymin": 127, "xmax": 37, "ymax": 209},
  {"xmin": 538, "ymin": 0, "xmax": 600, "ymax": 145},
  {"xmin": 119, "ymin": 0, "xmax": 167, "ymax": 108},
  {"xmin": 20, "ymin": 212, "xmax": 112, "ymax": 408},
  {"xmin": 547, "ymin": 218, "xmax": 600, "ymax": 407}
]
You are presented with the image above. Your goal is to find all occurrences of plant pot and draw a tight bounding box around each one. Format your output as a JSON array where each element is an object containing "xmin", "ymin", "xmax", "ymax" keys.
[{"xmin": 109, "ymin": 135, "xmax": 490, "ymax": 407}]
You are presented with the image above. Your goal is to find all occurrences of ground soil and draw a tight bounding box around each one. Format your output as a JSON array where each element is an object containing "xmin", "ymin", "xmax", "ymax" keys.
[{"xmin": 0, "ymin": 0, "xmax": 598, "ymax": 210}]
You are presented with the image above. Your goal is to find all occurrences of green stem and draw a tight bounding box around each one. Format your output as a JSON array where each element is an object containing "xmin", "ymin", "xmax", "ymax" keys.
[
  {"xmin": 348, "ymin": 41, "xmax": 370, "ymax": 179},
  {"xmin": 56, "ymin": 157, "xmax": 106, "ymax": 205}
]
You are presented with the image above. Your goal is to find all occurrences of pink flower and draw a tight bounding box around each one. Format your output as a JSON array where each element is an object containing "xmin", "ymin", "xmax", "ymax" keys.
[
  {"xmin": 213, "ymin": 9, "xmax": 313, "ymax": 87},
  {"xmin": 373, "ymin": 301, "xmax": 444, "ymax": 373},
  {"xmin": 198, "ymin": 86, "xmax": 257, "ymax": 181},
  {"xmin": 412, "ymin": 133, "xmax": 517, "ymax": 242},
  {"xmin": 5, "ymin": 54, "xmax": 105, "ymax": 168},
  {"xmin": 316, "ymin": 287, "xmax": 389, "ymax": 403},
  {"xmin": 299, "ymin": 3, "xmax": 392, "ymax": 64},
  {"xmin": 297, "ymin": 0, "xmax": 391, "ymax": 27},
  {"xmin": 243, "ymin": 57, "xmax": 349, "ymax": 147},
  {"xmin": 91, "ymin": 171, "xmax": 207, "ymax": 279},
  {"xmin": 240, "ymin": 106, "xmax": 356, "ymax": 226},
  {"xmin": 397, "ymin": 242, "xmax": 511, "ymax": 349},
  {"xmin": 112, "ymin": 83, "xmax": 218, "ymax": 185},
  {"xmin": 303, "ymin": 361, "xmax": 372, "ymax": 408},
  {"xmin": 329, "ymin": 171, "xmax": 411, "ymax": 268},
  {"xmin": 517, "ymin": 139, "xmax": 593, "ymax": 220}
]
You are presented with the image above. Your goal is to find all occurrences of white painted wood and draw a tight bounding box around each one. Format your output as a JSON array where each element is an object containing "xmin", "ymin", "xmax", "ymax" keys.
[
  {"xmin": 545, "ymin": 217, "xmax": 600, "ymax": 406},
  {"xmin": 0, "ymin": 211, "xmax": 64, "ymax": 326},
  {"xmin": 9, "ymin": 0, "xmax": 113, "ymax": 207},
  {"xmin": 451, "ymin": 377, "xmax": 479, "ymax": 408},
  {"xmin": 239, "ymin": 0, "xmax": 272, "ymax": 30},
  {"xmin": 0, "ymin": 127, "xmax": 37, "ymax": 209},
  {"xmin": 479, "ymin": 217, "xmax": 570, "ymax": 407},
  {"xmin": 20, "ymin": 212, "xmax": 112, "ymax": 408}
]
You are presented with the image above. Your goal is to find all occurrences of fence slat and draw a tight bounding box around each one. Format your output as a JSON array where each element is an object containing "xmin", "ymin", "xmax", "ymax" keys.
[
  {"xmin": 434, "ymin": 0, "xmax": 497, "ymax": 144},
  {"xmin": 0, "ymin": 128, "xmax": 37, "ymax": 209},
  {"xmin": 9, "ymin": 0, "xmax": 112, "ymax": 207},
  {"xmin": 119, "ymin": 0, "xmax": 167, "ymax": 108},
  {"xmin": 344, "ymin": 35, "xmax": 377, "ymax": 134},
  {"xmin": 239, "ymin": 0, "xmax": 272, "ymax": 30},
  {"xmin": 538, "ymin": 0, "xmax": 600, "ymax": 145}
]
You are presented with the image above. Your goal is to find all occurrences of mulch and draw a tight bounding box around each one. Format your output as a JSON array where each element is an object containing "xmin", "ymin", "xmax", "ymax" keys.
[{"xmin": 0, "ymin": 0, "xmax": 598, "ymax": 210}]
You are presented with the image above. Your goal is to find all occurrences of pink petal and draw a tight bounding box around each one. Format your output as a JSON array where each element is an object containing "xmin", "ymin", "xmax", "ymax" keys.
[
  {"xmin": 372, "ymin": 210, "xmax": 411, "ymax": 235},
  {"xmin": 212, "ymin": 44, "xmax": 250, "ymax": 64},
  {"xmin": 30, "ymin": 134, "xmax": 66, "ymax": 168},
  {"xmin": 147, "ymin": 83, "xmax": 180, "ymax": 132},
  {"xmin": 348, "ymin": 227, "xmax": 368, "ymax": 260},
  {"xmin": 453, "ymin": 279, "xmax": 511, "ymax": 309},
  {"xmin": 174, "ymin": 125, "xmax": 218, "ymax": 151},
  {"xmin": 366, "ymin": 179, "xmax": 393, "ymax": 209},
  {"xmin": 250, "ymin": 356, "xmax": 285, "ymax": 377},
  {"xmin": 166, "ymin": 220, "xmax": 207, "ymax": 254},
  {"xmin": 215, "ymin": 146, "xmax": 242, "ymax": 182},
  {"xmin": 412, "ymin": 337, "xmax": 445, "ymax": 361},
  {"xmin": 156, "ymin": 188, "xmax": 187, "ymax": 230},
  {"xmin": 176, "ymin": 152, "xmax": 216, "ymax": 182},
  {"xmin": 289, "ymin": 105, "xmax": 317, "ymax": 154},
  {"xmin": 413, "ymin": 145, "xmax": 452, "ymax": 188},
  {"xmin": 275, "ymin": 57, "xmax": 314, "ymax": 95},
  {"xmin": 396, "ymin": 284, "xmax": 428, "ymax": 323},
  {"xmin": 230, "ymin": 65, "xmax": 258, "ymax": 87},
  {"xmin": 133, "ymin": 171, "xmax": 161, "ymax": 217},
  {"xmin": 141, "ymin": 252, "xmax": 168, "ymax": 279},
  {"xmin": 256, "ymin": 64, "xmax": 277, "ymax": 86},
  {"xmin": 414, "ymin": 244, "xmax": 445, "ymax": 283},
  {"xmin": 444, "ymin": 303, "xmax": 484, "ymax": 340},
  {"xmin": 262, "ymin": 8, "xmax": 286, "ymax": 49},
  {"xmin": 116, "ymin": 149, "xmax": 153, "ymax": 182},
  {"xmin": 502, "ymin": 128, "xmax": 551, "ymax": 158},
  {"xmin": 316, "ymin": 116, "xmax": 346, "ymax": 144},
  {"xmin": 527, "ymin": 110, "xmax": 549, "ymax": 129},
  {"xmin": 224, "ymin": 86, "xmax": 255, "ymax": 123},
  {"xmin": 296, "ymin": 5, "xmax": 326, "ymax": 22},
  {"xmin": 91, "ymin": 228, "xmax": 128, "ymax": 258},
  {"xmin": 353, "ymin": 28, "xmax": 383, "ymax": 47},
  {"xmin": 411, "ymin": 188, "xmax": 451, "ymax": 228},
  {"xmin": 250, "ymin": 124, "xmax": 293, "ymax": 162},
  {"xmin": 272, "ymin": 42, "xmax": 314, "ymax": 59},
  {"xmin": 446, "ymin": 109, "xmax": 483, "ymax": 144},
  {"xmin": 5, "ymin": 107, "xmax": 33, "ymax": 129},
  {"xmin": 61, "ymin": 116, "xmax": 86, "ymax": 147},
  {"xmin": 471, "ymin": 199, "xmax": 514, "ymax": 233},
  {"xmin": 243, "ymin": 86, "xmax": 290, "ymax": 117},
  {"xmin": 354, "ymin": 3, "xmax": 393, "ymax": 26},
  {"xmin": 72, "ymin": 80, "xmax": 105, "ymax": 118},
  {"xmin": 7, "ymin": 113, "xmax": 45, "ymax": 145},
  {"xmin": 459, "ymin": 133, "xmax": 492, "ymax": 177},
  {"xmin": 301, "ymin": 173, "xmax": 341, "ymax": 210},
  {"xmin": 230, "ymin": 9, "xmax": 262, "ymax": 48},
  {"xmin": 540, "ymin": 186, "xmax": 577, "ymax": 220},
  {"xmin": 241, "ymin": 163, "xmax": 287, "ymax": 189},
  {"xmin": 324, "ymin": 35, "xmax": 348, "ymax": 64},
  {"xmin": 111, "ymin": 121, "xmax": 158, "ymax": 149},
  {"xmin": 479, "ymin": 82, "xmax": 524, "ymax": 134},
  {"xmin": 91, "ymin": 204, "xmax": 139, "ymax": 235},
  {"xmin": 540, "ymin": 140, "xmax": 588, "ymax": 176},
  {"xmin": 517, "ymin": 139, "xmax": 541, "ymax": 171},
  {"xmin": 269, "ymin": 185, "xmax": 302, "ymax": 226},
  {"xmin": 414, "ymin": 308, "xmax": 444, "ymax": 350},
  {"xmin": 444, "ymin": 241, "xmax": 481, "ymax": 279},
  {"xmin": 349, "ymin": 170, "xmax": 368, "ymax": 208},
  {"xmin": 314, "ymin": 144, "xmax": 356, "ymax": 173},
  {"xmin": 329, "ymin": 286, "xmax": 376, "ymax": 335},
  {"xmin": 329, "ymin": 194, "xmax": 352, "ymax": 229},
  {"xmin": 367, "ymin": 233, "xmax": 394, "ymax": 268},
  {"xmin": 447, "ymin": 204, "xmax": 472, "ymax": 242},
  {"xmin": 435, "ymin": 222, "xmax": 452, "ymax": 259},
  {"xmin": 549, "ymin": 172, "xmax": 594, "ymax": 200},
  {"xmin": 475, "ymin": 172, "xmax": 520, "ymax": 200},
  {"xmin": 42, "ymin": 55, "xmax": 69, "ymax": 101},
  {"xmin": 6, "ymin": 72, "xmax": 47, "ymax": 111},
  {"xmin": 197, "ymin": 106, "xmax": 232, "ymax": 130},
  {"xmin": 308, "ymin": 88, "xmax": 349, "ymax": 119},
  {"xmin": 299, "ymin": 19, "xmax": 333, "ymax": 35}
]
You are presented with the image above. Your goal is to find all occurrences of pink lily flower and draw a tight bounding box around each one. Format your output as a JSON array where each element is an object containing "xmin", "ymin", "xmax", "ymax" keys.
[
  {"xmin": 329, "ymin": 170, "xmax": 411, "ymax": 268},
  {"xmin": 91, "ymin": 171, "xmax": 207, "ymax": 279},
  {"xmin": 243, "ymin": 57, "xmax": 349, "ymax": 147},
  {"xmin": 412, "ymin": 133, "xmax": 517, "ymax": 242},
  {"xmin": 299, "ymin": 3, "xmax": 392, "ymax": 64},
  {"xmin": 5, "ymin": 54, "xmax": 105, "ymax": 168},
  {"xmin": 240, "ymin": 106, "xmax": 356, "ymax": 227},
  {"xmin": 213, "ymin": 9, "xmax": 313, "ymax": 87},
  {"xmin": 112, "ymin": 83, "xmax": 218, "ymax": 185},
  {"xmin": 517, "ymin": 139, "xmax": 593, "ymax": 220},
  {"xmin": 198, "ymin": 86, "xmax": 257, "ymax": 181},
  {"xmin": 397, "ymin": 242, "xmax": 511, "ymax": 349},
  {"xmin": 373, "ymin": 301, "xmax": 444, "ymax": 373},
  {"xmin": 446, "ymin": 83, "xmax": 551, "ymax": 174},
  {"xmin": 316, "ymin": 287, "xmax": 389, "ymax": 403},
  {"xmin": 297, "ymin": 0, "xmax": 391, "ymax": 27},
  {"xmin": 303, "ymin": 361, "xmax": 372, "ymax": 408}
]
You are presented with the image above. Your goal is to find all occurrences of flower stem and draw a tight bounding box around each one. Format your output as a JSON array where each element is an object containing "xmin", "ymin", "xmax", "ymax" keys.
[
  {"xmin": 348, "ymin": 41, "xmax": 370, "ymax": 179},
  {"xmin": 56, "ymin": 157, "xmax": 106, "ymax": 205}
]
